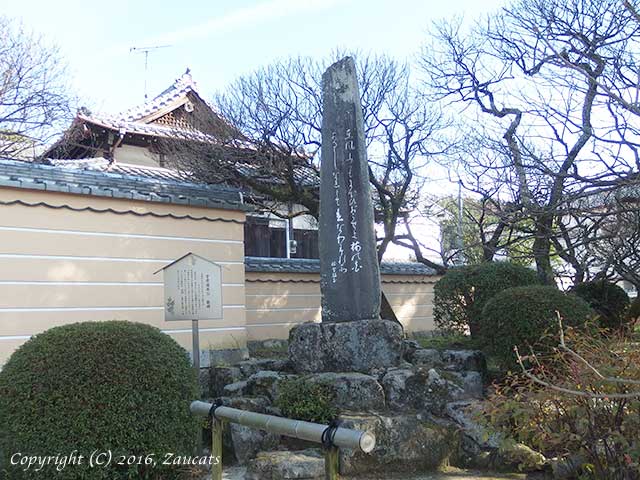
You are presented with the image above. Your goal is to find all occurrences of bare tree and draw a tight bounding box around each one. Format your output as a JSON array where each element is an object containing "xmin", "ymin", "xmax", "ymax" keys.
[
  {"xmin": 560, "ymin": 190, "xmax": 640, "ymax": 290},
  {"xmin": 160, "ymin": 52, "xmax": 453, "ymax": 272},
  {"xmin": 421, "ymin": 0, "xmax": 640, "ymax": 284},
  {"xmin": 0, "ymin": 17, "xmax": 74, "ymax": 159}
]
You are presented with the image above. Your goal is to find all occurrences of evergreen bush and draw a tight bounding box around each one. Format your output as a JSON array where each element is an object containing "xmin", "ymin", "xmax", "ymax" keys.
[
  {"xmin": 480, "ymin": 285, "xmax": 594, "ymax": 368},
  {"xmin": 433, "ymin": 262, "xmax": 541, "ymax": 337},
  {"xmin": 0, "ymin": 321, "xmax": 199, "ymax": 480},
  {"xmin": 571, "ymin": 280, "xmax": 630, "ymax": 330}
]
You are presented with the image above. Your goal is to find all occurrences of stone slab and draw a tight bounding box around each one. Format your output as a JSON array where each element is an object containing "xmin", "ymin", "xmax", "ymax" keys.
[{"xmin": 288, "ymin": 319, "xmax": 403, "ymax": 373}]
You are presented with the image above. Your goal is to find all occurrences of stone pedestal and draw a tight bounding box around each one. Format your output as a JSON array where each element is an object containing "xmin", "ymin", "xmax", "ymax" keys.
[{"xmin": 287, "ymin": 319, "xmax": 403, "ymax": 374}]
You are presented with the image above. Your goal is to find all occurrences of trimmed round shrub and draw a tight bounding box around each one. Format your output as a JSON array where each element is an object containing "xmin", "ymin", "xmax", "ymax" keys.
[
  {"xmin": 479, "ymin": 285, "xmax": 595, "ymax": 368},
  {"xmin": 433, "ymin": 262, "xmax": 541, "ymax": 337},
  {"xmin": 276, "ymin": 377, "xmax": 338, "ymax": 424},
  {"xmin": 0, "ymin": 321, "xmax": 199, "ymax": 480},
  {"xmin": 570, "ymin": 280, "xmax": 630, "ymax": 330}
]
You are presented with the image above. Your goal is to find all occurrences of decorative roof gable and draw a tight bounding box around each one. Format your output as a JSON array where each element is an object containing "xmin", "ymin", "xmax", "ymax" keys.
[
  {"xmin": 42, "ymin": 70, "xmax": 235, "ymax": 159},
  {"xmin": 119, "ymin": 69, "xmax": 198, "ymax": 123}
]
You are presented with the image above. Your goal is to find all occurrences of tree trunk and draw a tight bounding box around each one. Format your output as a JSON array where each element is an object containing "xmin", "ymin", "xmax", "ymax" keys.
[{"xmin": 533, "ymin": 215, "xmax": 555, "ymax": 285}]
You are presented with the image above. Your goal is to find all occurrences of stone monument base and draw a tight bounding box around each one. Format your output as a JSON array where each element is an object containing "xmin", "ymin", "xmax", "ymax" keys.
[{"xmin": 288, "ymin": 319, "xmax": 404, "ymax": 374}]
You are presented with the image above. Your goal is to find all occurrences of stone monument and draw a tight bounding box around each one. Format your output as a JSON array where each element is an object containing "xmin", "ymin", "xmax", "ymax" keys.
[
  {"xmin": 288, "ymin": 57, "xmax": 403, "ymax": 373},
  {"xmin": 318, "ymin": 56, "xmax": 381, "ymax": 323}
]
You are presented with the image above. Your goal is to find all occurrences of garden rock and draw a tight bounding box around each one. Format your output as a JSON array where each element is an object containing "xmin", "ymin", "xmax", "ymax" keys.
[
  {"xmin": 497, "ymin": 442, "xmax": 547, "ymax": 472},
  {"xmin": 445, "ymin": 401, "xmax": 500, "ymax": 467},
  {"xmin": 448, "ymin": 371, "xmax": 483, "ymax": 400},
  {"xmin": 408, "ymin": 348, "xmax": 442, "ymax": 368},
  {"xmin": 441, "ymin": 350, "xmax": 486, "ymax": 373},
  {"xmin": 245, "ymin": 370, "xmax": 295, "ymax": 401},
  {"xmin": 245, "ymin": 449, "xmax": 324, "ymax": 480},
  {"xmin": 211, "ymin": 366, "xmax": 242, "ymax": 396},
  {"xmin": 380, "ymin": 368, "xmax": 414, "ymax": 409},
  {"xmin": 288, "ymin": 319, "xmax": 403, "ymax": 373},
  {"xmin": 381, "ymin": 368, "xmax": 465, "ymax": 414},
  {"xmin": 307, "ymin": 372, "xmax": 385, "ymax": 410},
  {"xmin": 338, "ymin": 412, "xmax": 459, "ymax": 475},
  {"xmin": 223, "ymin": 380, "xmax": 248, "ymax": 397},
  {"xmin": 445, "ymin": 401, "xmax": 546, "ymax": 472},
  {"xmin": 550, "ymin": 454, "xmax": 586, "ymax": 479},
  {"xmin": 238, "ymin": 360, "xmax": 259, "ymax": 378},
  {"xmin": 402, "ymin": 339, "xmax": 421, "ymax": 361},
  {"xmin": 227, "ymin": 424, "xmax": 279, "ymax": 465},
  {"xmin": 199, "ymin": 368, "xmax": 211, "ymax": 397},
  {"xmin": 445, "ymin": 401, "xmax": 500, "ymax": 450},
  {"xmin": 216, "ymin": 397, "xmax": 289, "ymax": 466}
]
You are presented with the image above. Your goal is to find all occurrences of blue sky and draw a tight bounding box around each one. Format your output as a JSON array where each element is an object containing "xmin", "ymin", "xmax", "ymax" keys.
[{"xmin": 5, "ymin": 0, "xmax": 506, "ymax": 113}]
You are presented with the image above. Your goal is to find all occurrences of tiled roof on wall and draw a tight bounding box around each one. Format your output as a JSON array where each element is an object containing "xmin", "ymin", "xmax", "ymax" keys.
[
  {"xmin": 45, "ymin": 158, "xmax": 193, "ymax": 182},
  {"xmin": 0, "ymin": 158, "xmax": 250, "ymax": 211},
  {"xmin": 245, "ymin": 256, "xmax": 438, "ymax": 276}
]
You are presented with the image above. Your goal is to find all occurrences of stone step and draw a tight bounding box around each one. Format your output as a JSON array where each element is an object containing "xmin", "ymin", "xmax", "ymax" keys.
[{"xmin": 245, "ymin": 449, "xmax": 325, "ymax": 480}]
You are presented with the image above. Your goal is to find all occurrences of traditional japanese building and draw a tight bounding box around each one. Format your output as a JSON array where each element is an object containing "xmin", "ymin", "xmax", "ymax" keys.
[
  {"xmin": 42, "ymin": 70, "xmax": 320, "ymax": 259},
  {"xmin": 44, "ymin": 69, "xmax": 231, "ymax": 167}
]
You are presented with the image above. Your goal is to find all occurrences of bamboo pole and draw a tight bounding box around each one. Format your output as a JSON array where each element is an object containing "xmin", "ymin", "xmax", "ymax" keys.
[{"xmin": 191, "ymin": 401, "xmax": 375, "ymax": 453}]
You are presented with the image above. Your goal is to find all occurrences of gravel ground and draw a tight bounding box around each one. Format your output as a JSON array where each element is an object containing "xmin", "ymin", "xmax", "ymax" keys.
[{"xmin": 217, "ymin": 466, "xmax": 541, "ymax": 480}]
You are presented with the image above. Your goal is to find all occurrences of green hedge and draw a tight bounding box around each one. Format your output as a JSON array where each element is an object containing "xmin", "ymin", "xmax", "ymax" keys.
[
  {"xmin": 434, "ymin": 262, "xmax": 541, "ymax": 337},
  {"xmin": 571, "ymin": 280, "xmax": 630, "ymax": 330},
  {"xmin": 479, "ymin": 285, "xmax": 595, "ymax": 368},
  {"xmin": 0, "ymin": 321, "xmax": 199, "ymax": 480}
]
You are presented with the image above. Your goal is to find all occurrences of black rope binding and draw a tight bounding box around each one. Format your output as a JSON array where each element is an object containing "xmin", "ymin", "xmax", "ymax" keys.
[
  {"xmin": 321, "ymin": 419, "xmax": 342, "ymax": 449},
  {"xmin": 209, "ymin": 398, "xmax": 224, "ymax": 420}
]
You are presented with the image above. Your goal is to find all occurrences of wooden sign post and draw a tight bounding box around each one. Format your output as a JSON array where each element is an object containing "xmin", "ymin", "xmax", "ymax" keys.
[{"xmin": 155, "ymin": 253, "xmax": 223, "ymax": 371}]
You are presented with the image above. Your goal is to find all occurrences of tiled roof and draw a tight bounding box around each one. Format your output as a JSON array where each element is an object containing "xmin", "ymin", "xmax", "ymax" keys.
[
  {"xmin": 45, "ymin": 158, "xmax": 195, "ymax": 182},
  {"xmin": 244, "ymin": 256, "xmax": 438, "ymax": 276},
  {"xmin": 0, "ymin": 158, "xmax": 250, "ymax": 211},
  {"xmin": 233, "ymin": 161, "xmax": 319, "ymax": 189}
]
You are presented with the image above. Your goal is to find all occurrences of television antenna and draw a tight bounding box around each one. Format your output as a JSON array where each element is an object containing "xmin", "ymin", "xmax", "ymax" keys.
[{"xmin": 129, "ymin": 45, "xmax": 172, "ymax": 100}]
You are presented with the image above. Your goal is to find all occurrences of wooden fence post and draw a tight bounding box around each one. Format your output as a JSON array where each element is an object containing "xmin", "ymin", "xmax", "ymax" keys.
[
  {"xmin": 324, "ymin": 445, "xmax": 339, "ymax": 480},
  {"xmin": 211, "ymin": 417, "xmax": 224, "ymax": 480}
]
